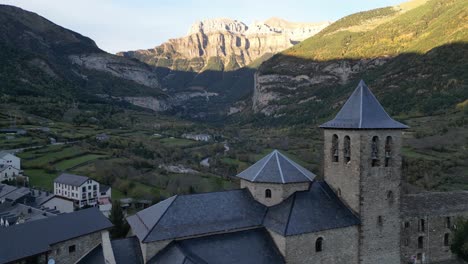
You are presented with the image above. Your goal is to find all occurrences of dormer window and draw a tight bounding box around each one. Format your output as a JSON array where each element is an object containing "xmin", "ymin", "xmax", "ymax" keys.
[
  {"xmin": 371, "ymin": 136, "xmax": 380, "ymax": 167},
  {"xmin": 265, "ymin": 189, "xmax": 272, "ymax": 198},
  {"xmin": 332, "ymin": 135, "xmax": 339, "ymax": 162}
]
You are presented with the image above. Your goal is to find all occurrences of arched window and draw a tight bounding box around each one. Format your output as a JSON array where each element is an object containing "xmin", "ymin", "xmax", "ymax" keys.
[
  {"xmin": 344, "ymin": 136, "xmax": 351, "ymax": 163},
  {"xmin": 387, "ymin": 191, "xmax": 394, "ymax": 204},
  {"xmin": 265, "ymin": 189, "xmax": 272, "ymax": 198},
  {"xmin": 418, "ymin": 236, "xmax": 424, "ymax": 249},
  {"xmin": 315, "ymin": 237, "xmax": 323, "ymax": 252},
  {"xmin": 419, "ymin": 219, "xmax": 425, "ymax": 232},
  {"xmin": 371, "ymin": 136, "xmax": 380, "ymax": 167},
  {"xmin": 446, "ymin": 217, "xmax": 451, "ymax": 228},
  {"xmin": 444, "ymin": 233, "xmax": 450, "ymax": 246},
  {"xmin": 332, "ymin": 135, "xmax": 339, "ymax": 162},
  {"xmin": 385, "ymin": 136, "xmax": 393, "ymax": 167}
]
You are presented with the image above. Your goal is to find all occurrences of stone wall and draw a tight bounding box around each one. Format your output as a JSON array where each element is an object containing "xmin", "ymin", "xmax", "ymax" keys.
[
  {"xmin": 142, "ymin": 239, "xmax": 171, "ymax": 262},
  {"xmin": 401, "ymin": 213, "xmax": 468, "ymax": 263},
  {"xmin": 323, "ymin": 129, "xmax": 403, "ymax": 264},
  {"xmin": 240, "ymin": 179, "xmax": 310, "ymax": 206},
  {"xmin": 47, "ymin": 231, "xmax": 102, "ymax": 264},
  {"xmin": 284, "ymin": 225, "xmax": 359, "ymax": 264}
]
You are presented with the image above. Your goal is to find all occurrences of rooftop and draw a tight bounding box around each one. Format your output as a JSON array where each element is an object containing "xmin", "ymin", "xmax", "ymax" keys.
[
  {"xmin": 127, "ymin": 181, "xmax": 359, "ymax": 243},
  {"xmin": 320, "ymin": 80, "xmax": 408, "ymax": 129},
  {"xmin": 236, "ymin": 150, "xmax": 316, "ymax": 184},
  {"xmin": 149, "ymin": 228, "xmax": 285, "ymax": 264},
  {"xmin": 0, "ymin": 208, "xmax": 112, "ymax": 263},
  {"xmin": 54, "ymin": 173, "xmax": 89, "ymax": 187},
  {"xmin": 127, "ymin": 189, "xmax": 266, "ymax": 243}
]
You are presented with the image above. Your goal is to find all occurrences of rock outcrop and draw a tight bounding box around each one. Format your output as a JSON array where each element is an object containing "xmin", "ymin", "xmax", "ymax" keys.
[{"xmin": 118, "ymin": 18, "xmax": 331, "ymax": 72}]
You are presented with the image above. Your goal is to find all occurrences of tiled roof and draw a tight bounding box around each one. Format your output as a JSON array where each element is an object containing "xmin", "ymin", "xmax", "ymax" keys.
[
  {"xmin": 54, "ymin": 173, "xmax": 89, "ymax": 186},
  {"xmin": 148, "ymin": 228, "xmax": 285, "ymax": 264},
  {"xmin": 112, "ymin": 236, "xmax": 144, "ymax": 264},
  {"xmin": 320, "ymin": 80, "xmax": 408, "ymax": 129},
  {"xmin": 127, "ymin": 190, "xmax": 266, "ymax": 243},
  {"xmin": 263, "ymin": 181, "xmax": 360, "ymax": 236},
  {"xmin": 0, "ymin": 208, "xmax": 112, "ymax": 263},
  {"xmin": 236, "ymin": 150, "xmax": 316, "ymax": 184},
  {"xmin": 402, "ymin": 191, "xmax": 468, "ymax": 217}
]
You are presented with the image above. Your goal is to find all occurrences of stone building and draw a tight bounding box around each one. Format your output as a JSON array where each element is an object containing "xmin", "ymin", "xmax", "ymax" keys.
[
  {"xmin": 91, "ymin": 80, "xmax": 466, "ymax": 264},
  {"xmin": 0, "ymin": 208, "xmax": 113, "ymax": 264}
]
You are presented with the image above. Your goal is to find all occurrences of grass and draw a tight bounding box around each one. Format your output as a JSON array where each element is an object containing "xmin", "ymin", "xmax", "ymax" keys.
[
  {"xmin": 159, "ymin": 137, "xmax": 197, "ymax": 148},
  {"xmin": 54, "ymin": 154, "xmax": 106, "ymax": 171},
  {"xmin": 21, "ymin": 146, "xmax": 85, "ymax": 168},
  {"xmin": 25, "ymin": 169, "xmax": 57, "ymax": 191}
]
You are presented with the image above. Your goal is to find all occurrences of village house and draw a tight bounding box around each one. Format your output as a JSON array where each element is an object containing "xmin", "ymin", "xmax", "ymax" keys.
[
  {"xmin": 53, "ymin": 173, "xmax": 112, "ymax": 210},
  {"xmin": 0, "ymin": 208, "xmax": 113, "ymax": 264},
  {"xmin": 182, "ymin": 133, "xmax": 212, "ymax": 142},
  {"xmin": 0, "ymin": 151, "xmax": 21, "ymax": 182}
]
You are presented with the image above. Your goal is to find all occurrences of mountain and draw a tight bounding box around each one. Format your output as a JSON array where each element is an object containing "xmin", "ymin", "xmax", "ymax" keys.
[
  {"xmin": 119, "ymin": 18, "xmax": 330, "ymax": 72},
  {"xmin": 253, "ymin": 0, "xmax": 467, "ymax": 122},
  {"xmin": 0, "ymin": 5, "xmax": 165, "ymax": 119},
  {"xmin": 117, "ymin": 18, "xmax": 330, "ymax": 120}
]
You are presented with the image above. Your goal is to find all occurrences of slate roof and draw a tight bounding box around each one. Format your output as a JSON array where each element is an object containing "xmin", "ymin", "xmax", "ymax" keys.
[
  {"xmin": 78, "ymin": 236, "xmax": 144, "ymax": 264},
  {"xmin": 54, "ymin": 173, "xmax": 89, "ymax": 186},
  {"xmin": 100, "ymin": 184, "xmax": 111, "ymax": 193},
  {"xmin": 127, "ymin": 189, "xmax": 267, "ymax": 243},
  {"xmin": 264, "ymin": 181, "xmax": 360, "ymax": 236},
  {"xmin": 0, "ymin": 208, "xmax": 112, "ymax": 264},
  {"xmin": 236, "ymin": 150, "xmax": 316, "ymax": 184},
  {"xmin": 149, "ymin": 228, "xmax": 285, "ymax": 264},
  {"xmin": 402, "ymin": 191, "xmax": 468, "ymax": 217},
  {"xmin": 320, "ymin": 80, "xmax": 408, "ymax": 129}
]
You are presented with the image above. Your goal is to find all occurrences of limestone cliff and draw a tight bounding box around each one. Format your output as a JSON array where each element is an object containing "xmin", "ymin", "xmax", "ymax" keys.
[{"xmin": 118, "ymin": 18, "xmax": 331, "ymax": 72}]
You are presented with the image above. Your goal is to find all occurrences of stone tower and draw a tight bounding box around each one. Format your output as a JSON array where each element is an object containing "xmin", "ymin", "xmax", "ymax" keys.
[{"xmin": 320, "ymin": 80, "xmax": 408, "ymax": 264}]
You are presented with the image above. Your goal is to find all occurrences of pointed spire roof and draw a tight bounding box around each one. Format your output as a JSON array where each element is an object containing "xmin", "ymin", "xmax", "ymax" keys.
[
  {"xmin": 320, "ymin": 80, "xmax": 408, "ymax": 129},
  {"xmin": 236, "ymin": 150, "xmax": 316, "ymax": 184}
]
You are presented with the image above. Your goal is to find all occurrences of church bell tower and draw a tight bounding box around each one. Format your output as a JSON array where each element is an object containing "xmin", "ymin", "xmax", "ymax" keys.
[{"xmin": 320, "ymin": 80, "xmax": 408, "ymax": 264}]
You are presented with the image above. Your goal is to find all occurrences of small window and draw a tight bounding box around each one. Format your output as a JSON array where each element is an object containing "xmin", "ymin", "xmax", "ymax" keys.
[
  {"xmin": 404, "ymin": 222, "xmax": 410, "ymax": 228},
  {"xmin": 378, "ymin": 216, "xmax": 383, "ymax": 226},
  {"xmin": 419, "ymin": 219, "xmax": 425, "ymax": 232},
  {"xmin": 384, "ymin": 136, "xmax": 392, "ymax": 167},
  {"xmin": 332, "ymin": 135, "xmax": 339, "ymax": 162},
  {"xmin": 446, "ymin": 217, "xmax": 451, "ymax": 228},
  {"xmin": 56, "ymin": 248, "xmax": 61, "ymax": 255},
  {"xmin": 315, "ymin": 237, "xmax": 323, "ymax": 252},
  {"xmin": 371, "ymin": 136, "xmax": 380, "ymax": 167},
  {"xmin": 418, "ymin": 236, "xmax": 424, "ymax": 249},
  {"xmin": 417, "ymin": 253, "xmax": 422, "ymax": 260},
  {"xmin": 404, "ymin": 238, "xmax": 409, "ymax": 246},
  {"xmin": 265, "ymin": 189, "xmax": 272, "ymax": 198},
  {"xmin": 444, "ymin": 233, "xmax": 450, "ymax": 246},
  {"xmin": 69, "ymin": 245, "xmax": 76, "ymax": 253},
  {"xmin": 343, "ymin": 136, "xmax": 351, "ymax": 163},
  {"xmin": 387, "ymin": 191, "xmax": 394, "ymax": 204}
]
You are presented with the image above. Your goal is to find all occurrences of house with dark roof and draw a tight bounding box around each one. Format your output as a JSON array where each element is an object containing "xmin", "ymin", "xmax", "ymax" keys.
[
  {"xmin": 0, "ymin": 151, "xmax": 21, "ymax": 181},
  {"xmin": 54, "ymin": 173, "xmax": 111, "ymax": 209},
  {"xmin": 0, "ymin": 207, "xmax": 113, "ymax": 264}
]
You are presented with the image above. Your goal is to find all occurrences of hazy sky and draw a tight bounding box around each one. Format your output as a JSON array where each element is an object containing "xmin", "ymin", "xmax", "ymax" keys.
[{"xmin": 1, "ymin": 0, "xmax": 407, "ymax": 53}]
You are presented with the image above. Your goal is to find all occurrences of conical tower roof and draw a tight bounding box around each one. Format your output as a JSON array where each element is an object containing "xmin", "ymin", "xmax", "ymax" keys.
[
  {"xmin": 320, "ymin": 80, "xmax": 408, "ymax": 129},
  {"xmin": 236, "ymin": 150, "xmax": 316, "ymax": 184}
]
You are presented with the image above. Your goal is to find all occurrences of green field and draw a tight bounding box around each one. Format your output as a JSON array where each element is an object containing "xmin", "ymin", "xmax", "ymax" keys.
[
  {"xmin": 159, "ymin": 137, "xmax": 197, "ymax": 148},
  {"xmin": 55, "ymin": 154, "xmax": 106, "ymax": 171},
  {"xmin": 25, "ymin": 169, "xmax": 57, "ymax": 190}
]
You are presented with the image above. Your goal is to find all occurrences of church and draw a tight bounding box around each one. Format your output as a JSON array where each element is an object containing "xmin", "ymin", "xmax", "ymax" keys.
[{"xmin": 126, "ymin": 80, "xmax": 468, "ymax": 264}]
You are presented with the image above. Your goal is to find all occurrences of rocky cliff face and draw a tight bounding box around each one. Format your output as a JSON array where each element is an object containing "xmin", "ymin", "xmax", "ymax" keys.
[{"xmin": 118, "ymin": 18, "xmax": 331, "ymax": 72}]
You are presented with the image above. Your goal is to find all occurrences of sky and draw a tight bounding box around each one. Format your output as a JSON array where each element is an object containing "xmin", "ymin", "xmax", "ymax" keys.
[{"xmin": 0, "ymin": 0, "xmax": 407, "ymax": 53}]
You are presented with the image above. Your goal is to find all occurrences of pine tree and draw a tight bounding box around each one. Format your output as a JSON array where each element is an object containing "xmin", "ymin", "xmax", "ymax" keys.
[{"xmin": 109, "ymin": 200, "xmax": 129, "ymax": 239}]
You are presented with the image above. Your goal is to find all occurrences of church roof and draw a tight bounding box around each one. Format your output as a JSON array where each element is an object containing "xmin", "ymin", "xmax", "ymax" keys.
[
  {"xmin": 264, "ymin": 181, "xmax": 360, "ymax": 236},
  {"xmin": 127, "ymin": 189, "xmax": 266, "ymax": 243},
  {"xmin": 320, "ymin": 80, "xmax": 408, "ymax": 129},
  {"xmin": 148, "ymin": 228, "xmax": 285, "ymax": 264},
  {"xmin": 236, "ymin": 150, "xmax": 316, "ymax": 184}
]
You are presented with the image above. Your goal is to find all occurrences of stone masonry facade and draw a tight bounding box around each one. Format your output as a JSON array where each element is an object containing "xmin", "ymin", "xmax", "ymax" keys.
[
  {"xmin": 47, "ymin": 231, "xmax": 102, "ymax": 264},
  {"xmin": 240, "ymin": 179, "xmax": 310, "ymax": 206}
]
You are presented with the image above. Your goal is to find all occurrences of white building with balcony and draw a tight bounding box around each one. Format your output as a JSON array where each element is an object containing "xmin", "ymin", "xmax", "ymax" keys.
[{"xmin": 53, "ymin": 173, "xmax": 109, "ymax": 208}]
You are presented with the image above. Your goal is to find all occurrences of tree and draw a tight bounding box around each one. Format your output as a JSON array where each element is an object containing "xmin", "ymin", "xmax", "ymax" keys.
[
  {"xmin": 109, "ymin": 200, "xmax": 129, "ymax": 239},
  {"xmin": 450, "ymin": 218, "xmax": 468, "ymax": 261}
]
